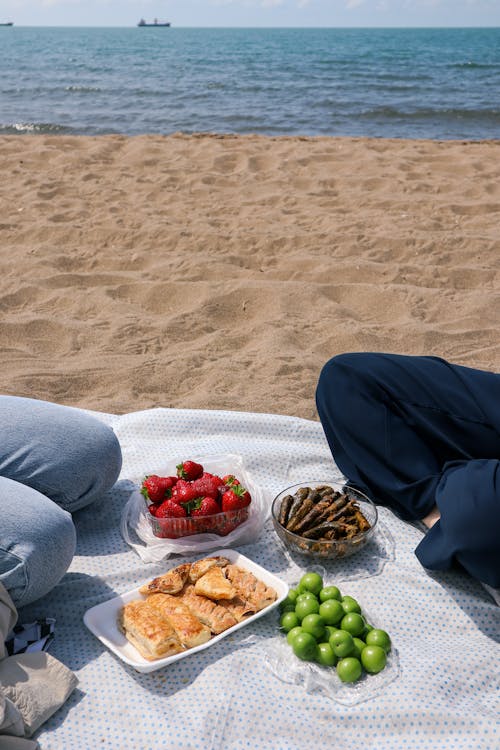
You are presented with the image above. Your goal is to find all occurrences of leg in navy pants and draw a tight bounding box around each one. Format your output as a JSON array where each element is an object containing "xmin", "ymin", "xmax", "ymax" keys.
[{"xmin": 315, "ymin": 353, "xmax": 500, "ymax": 588}]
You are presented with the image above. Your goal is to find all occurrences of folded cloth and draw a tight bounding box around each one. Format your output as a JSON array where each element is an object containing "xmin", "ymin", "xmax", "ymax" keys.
[
  {"xmin": 0, "ymin": 583, "xmax": 78, "ymax": 742},
  {"xmin": 0, "ymin": 651, "xmax": 78, "ymax": 737},
  {"xmin": 0, "ymin": 691, "xmax": 25, "ymax": 738},
  {"xmin": 0, "ymin": 584, "xmax": 18, "ymax": 661}
]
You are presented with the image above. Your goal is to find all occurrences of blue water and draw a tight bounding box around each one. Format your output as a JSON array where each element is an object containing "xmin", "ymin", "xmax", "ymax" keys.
[{"xmin": 1, "ymin": 27, "xmax": 500, "ymax": 139}]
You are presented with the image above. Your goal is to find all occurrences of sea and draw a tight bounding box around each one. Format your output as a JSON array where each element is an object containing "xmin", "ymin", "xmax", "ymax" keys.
[{"xmin": 1, "ymin": 26, "xmax": 499, "ymax": 140}]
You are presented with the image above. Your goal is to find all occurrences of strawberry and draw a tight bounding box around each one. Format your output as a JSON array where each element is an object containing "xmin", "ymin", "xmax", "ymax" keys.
[
  {"xmin": 172, "ymin": 479, "xmax": 200, "ymax": 504},
  {"xmin": 217, "ymin": 516, "xmax": 245, "ymax": 536},
  {"xmin": 155, "ymin": 499, "xmax": 187, "ymax": 518},
  {"xmin": 221, "ymin": 484, "xmax": 252, "ymax": 512},
  {"xmin": 176, "ymin": 460, "xmax": 203, "ymax": 481},
  {"xmin": 222, "ymin": 474, "xmax": 240, "ymax": 487},
  {"xmin": 191, "ymin": 472, "xmax": 225, "ymax": 500},
  {"xmin": 191, "ymin": 496, "xmax": 221, "ymax": 517},
  {"xmin": 148, "ymin": 502, "xmax": 162, "ymax": 516},
  {"xmin": 140, "ymin": 474, "xmax": 176, "ymax": 503}
]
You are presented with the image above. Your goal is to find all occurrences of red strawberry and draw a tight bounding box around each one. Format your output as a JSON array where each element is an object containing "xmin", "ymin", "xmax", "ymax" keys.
[
  {"xmin": 222, "ymin": 474, "xmax": 240, "ymax": 487},
  {"xmin": 217, "ymin": 516, "xmax": 245, "ymax": 536},
  {"xmin": 148, "ymin": 502, "xmax": 162, "ymax": 516},
  {"xmin": 176, "ymin": 460, "xmax": 203, "ymax": 481},
  {"xmin": 172, "ymin": 479, "xmax": 200, "ymax": 504},
  {"xmin": 191, "ymin": 496, "xmax": 221, "ymax": 517},
  {"xmin": 191, "ymin": 472, "xmax": 225, "ymax": 500},
  {"xmin": 155, "ymin": 499, "xmax": 187, "ymax": 518},
  {"xmin": 141, "ymin": 475, "xmax": 176, "ymax": 503},
  {"xmin": 221, "ymin": 485, "xmax": 252, "ymax": 512}
]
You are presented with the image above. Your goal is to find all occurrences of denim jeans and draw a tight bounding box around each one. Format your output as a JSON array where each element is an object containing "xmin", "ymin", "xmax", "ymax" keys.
[{"xmin": 0, "ymin": 396, "xmax": 122, "ymax": 607}]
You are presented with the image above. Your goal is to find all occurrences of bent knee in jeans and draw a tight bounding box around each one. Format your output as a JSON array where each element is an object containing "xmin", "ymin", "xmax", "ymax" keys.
[
  {"xmin": 0, "ymin": 477, "xmax": 77, "ymax": 608},
  {"xmin": 58, "ymin": 421, "xmax": 123, "ymax": 512},
  {"xmin": 0, "ymin": 401, "xmax": 123, "ymax": 513}
]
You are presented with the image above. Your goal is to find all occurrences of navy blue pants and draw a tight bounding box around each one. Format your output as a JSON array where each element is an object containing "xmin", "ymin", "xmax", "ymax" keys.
[{"xmin": 315, "ymin": 353, "xmax": 500, "ymax": 588}]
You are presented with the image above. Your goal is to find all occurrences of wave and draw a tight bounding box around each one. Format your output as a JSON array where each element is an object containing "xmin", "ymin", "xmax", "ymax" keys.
[
  {"xmin": 0, "ymin": 122, "xmax": 75, "ymax": 134},
  {"xmin": 358, "ymin": 106, "xmax": 500, "ymax": 123},
  {"xmin": 452, "ymin": 61, "xmax": 500, "ymax": 70},
  {"xmin": 65, "ymin": 85, "xmax": 102, "ymax": 93}
]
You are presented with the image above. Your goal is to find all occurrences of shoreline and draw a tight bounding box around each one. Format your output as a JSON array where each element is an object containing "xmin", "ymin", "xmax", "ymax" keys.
[
  {"xmin": 5, "ymin": 131, "xmax": 500, "ymax": 143},
  {"xmin": 0, "ymin": 133, "xmax": 498, "ymax": 419}
]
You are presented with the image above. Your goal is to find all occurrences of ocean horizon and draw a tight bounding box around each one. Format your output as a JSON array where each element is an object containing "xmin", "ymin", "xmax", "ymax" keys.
[{"xmin": 1, "ymin": 26, "xmax": 499, "ymax": 140}]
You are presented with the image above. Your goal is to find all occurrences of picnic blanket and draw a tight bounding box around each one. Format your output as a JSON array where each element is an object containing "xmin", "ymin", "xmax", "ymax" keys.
[{"xmin": 19, "ymin": 408, "xmax": 500, "ymax": 750}]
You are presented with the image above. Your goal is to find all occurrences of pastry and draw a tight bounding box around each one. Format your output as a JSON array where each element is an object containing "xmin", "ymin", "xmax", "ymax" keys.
[
  {"xmin": 224, "ymin": 565, "xmax": 277, "ymax": 610},
  {"xmin": 216, "ymin": 594, "xmax": 255, "ymax": 623},
  {"xmin": 194, "ymin": 566, "xmax": 236, "ymax": 601},
  {"xmin": 119, "ymin": 599, "xmax": 184, "ymax": 661},
  {"xmin": 146, "ymin": 593, "xmax": 212, "ymax": 648},
  {"xmin": 138, "ymin": 562, "xmax": 191, "ymax": 596},
  {"xmin": 188, "ymin": 556, "xmax": 230, "ymax": 582},
  {"xmin": 121, "ymin": 555, "xmax": 278, "ymax": 661},
  {"xmin": 180, "ymin": 585, "xmax": 238, "ymax": 634}
]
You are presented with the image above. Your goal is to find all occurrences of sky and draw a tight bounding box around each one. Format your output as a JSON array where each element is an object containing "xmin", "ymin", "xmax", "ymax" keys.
[{"xmin": 1, "ymin": 0, "xmax": 499, "ymax": 28}]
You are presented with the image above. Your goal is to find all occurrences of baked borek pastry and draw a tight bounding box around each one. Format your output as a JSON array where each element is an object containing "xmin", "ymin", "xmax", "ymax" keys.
[
  {"xmin": 124, "ymin": 556, "xmax": 278, "ymax": 660},
  {"xmin": 194, "ymin": 566, "xmax": 236, "ymax": 601},
  {"xmin": 147, "ymin": 593, "xmax": 211, "ymax": 648},
  {"xmin": 119, "ymin": 599, "xmax": 184, "ymax": 661},
  {"xmin": 188, "ymin": 556, "xmax": 230, "ymax": 583},
  {"xmin": 216, "ymin": 595, "xmax": 255, "ymax": 623},
  {"xmin": 180, "ymin": 585, "xmax": 238, "ymax": 634},
  {"xmin": 139, "ymin": 562, "xmax": 191, "ymax": 596},
  {"xmin": 224, "ymin": 565, "xmax": 277, "ymax": 610}
]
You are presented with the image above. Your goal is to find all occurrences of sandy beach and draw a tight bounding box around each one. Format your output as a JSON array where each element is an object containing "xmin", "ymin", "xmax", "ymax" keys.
[{"xmin": 0, "ymin": 133, "xmax": 498, "ymax": 420}]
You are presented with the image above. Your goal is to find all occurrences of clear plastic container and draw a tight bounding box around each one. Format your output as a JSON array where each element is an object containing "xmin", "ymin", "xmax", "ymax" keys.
[{"xmin": 146, "ymin": 502, "xmax": 249, "ymax": 539}]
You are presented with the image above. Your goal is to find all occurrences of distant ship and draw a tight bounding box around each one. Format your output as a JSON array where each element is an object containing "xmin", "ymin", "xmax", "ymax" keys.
[
  {"xmin": 0, "ymin": 21, "xmax": 14, "ymax": 26},
  {"xmin": 137, "ymin": 18, "xmax": 170, "ymax": 27}
]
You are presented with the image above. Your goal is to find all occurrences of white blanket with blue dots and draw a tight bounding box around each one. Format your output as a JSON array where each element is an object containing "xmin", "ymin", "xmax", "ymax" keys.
[{"xmin": 23, "ymin": 408, "xmax": 499, "ymax": 750}]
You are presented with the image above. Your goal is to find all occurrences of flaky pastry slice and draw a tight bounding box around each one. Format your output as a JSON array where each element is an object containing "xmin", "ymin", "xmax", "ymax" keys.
[
  {"xmin": 147, "ymin": 593, "xmax": 211, "ymax": 648},
  {"xmin": 180, "ymin": 585, "xmax": 238, "ymax": 634},
  {"xmin": 119, "ymin": 599, "xmax": 184, "ymax": 661},
  {"xmin": 215, "ymin": 595, "xmax": 255, "ymax": 623},
  {"xmin": 194, "ymin": 566, "xmax": 236, "ymax": 601},
  {"xmin": 139, "ymin": 562, "xmax": 191, "ymax": 596},
  {"xmin": 188, "ymin": 556, "xmax": 230, "ymax": 583},
  {"xmin": 224, "ymin": 565, "xmax": 277, "ymax": 611}
]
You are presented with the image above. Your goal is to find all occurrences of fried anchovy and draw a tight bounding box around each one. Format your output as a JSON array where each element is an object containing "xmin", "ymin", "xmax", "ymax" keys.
[
  {"xmin": 278, "ymin": 494, "xmax": 294, "ymax": 527},
  {"xmin": 317, "ymin": 486, "xmax": 341, "ymax": 498},
  {"xmin": 301, "ymin": 521, "xmax": 351, "ymax": 539},
  {"xmin": 286, "ymin": 487, "xmax": 310, "ymax": 521},
  {"xmin": 353, "ymin": 508, "xmax": 371, "ymax": 532},
  {"xmin": 328, "ymin": 521, "xmax": 361, "ymax": 539},
  {"xmin": 286, "ymin": 494, "xmax": 318, "ymax": 532},
  {"xmin": 291, "ymin": 497, "xmax": 334, "ymax": 535},
  {"xmin": 325, "ymin": 498, "xmax": 357, "ymax": 523},
  {"xmin": 307, "ymin": 493, "xmax": 352, "ymax": 528}
]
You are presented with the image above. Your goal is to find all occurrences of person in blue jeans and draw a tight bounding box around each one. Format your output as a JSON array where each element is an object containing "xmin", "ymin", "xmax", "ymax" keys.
[
  {"xmin": 0, "ymin": 396, "xmax": 122, "ymax": 608},
  {"xmin": 315, "ymin": 353, "xmax": 500, "ymax": 592}
]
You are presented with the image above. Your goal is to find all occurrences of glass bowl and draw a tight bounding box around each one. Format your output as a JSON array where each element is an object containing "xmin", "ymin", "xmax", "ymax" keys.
[{"xmin": 271, "ymin": 481, "xmax": 378, "ymax": 559}]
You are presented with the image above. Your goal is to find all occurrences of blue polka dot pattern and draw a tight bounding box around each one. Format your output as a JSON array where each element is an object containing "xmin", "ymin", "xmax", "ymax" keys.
[{"xmin": 18, "ymin": 407, "xmax": 500, "ymax": 750}]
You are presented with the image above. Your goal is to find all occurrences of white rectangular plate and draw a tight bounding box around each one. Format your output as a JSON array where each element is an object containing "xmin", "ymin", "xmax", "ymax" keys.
[{"xmin": 83, "ymin": 549, "xmax": 288, "ymax": 673}]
